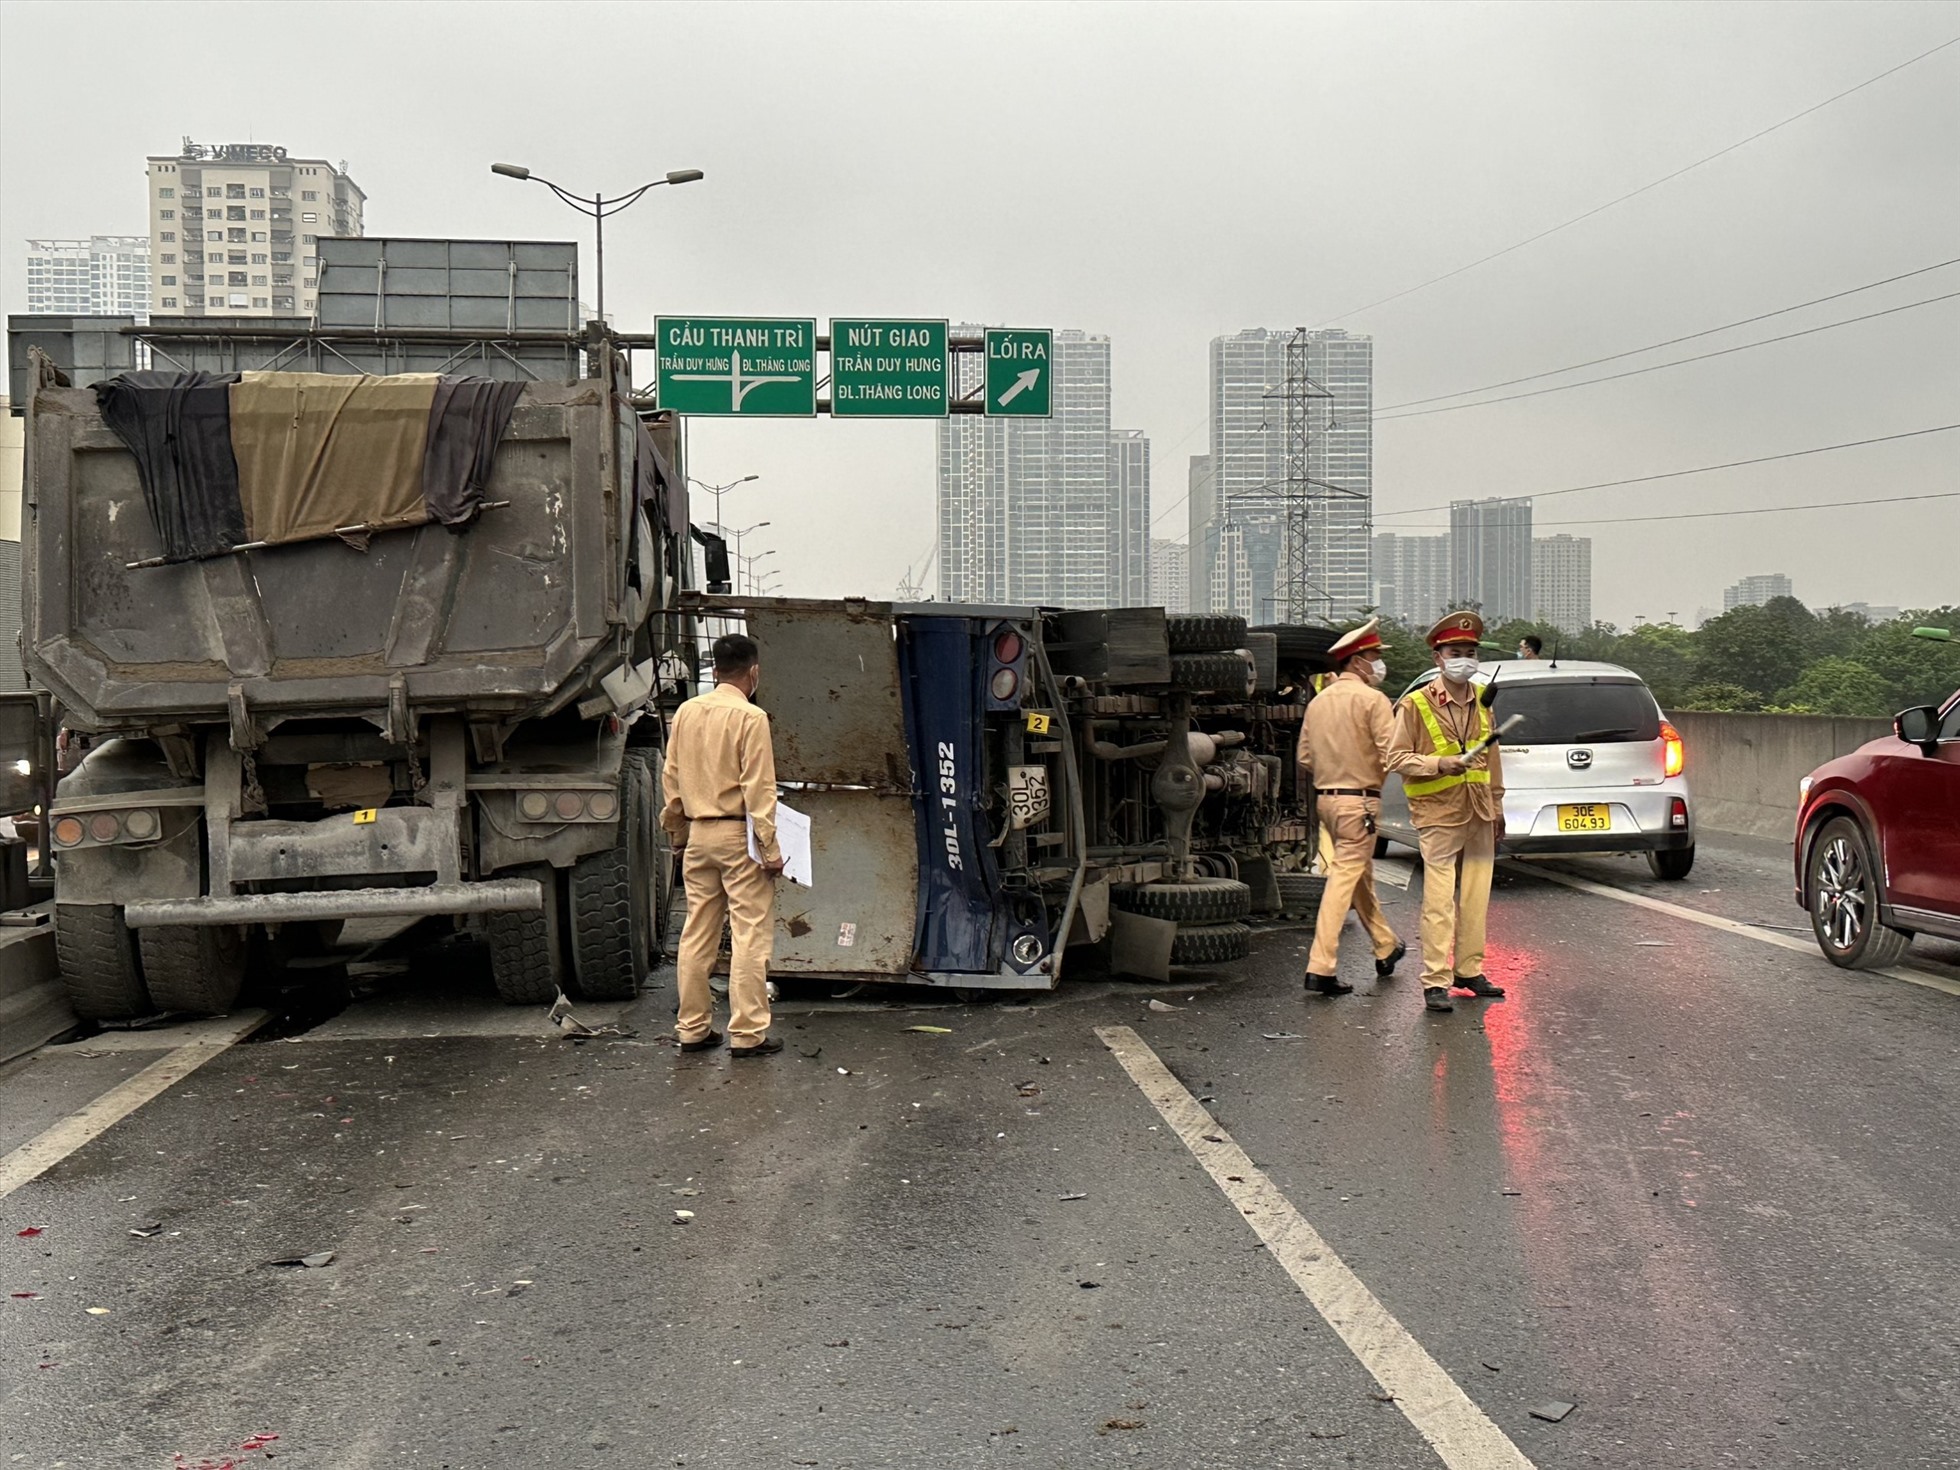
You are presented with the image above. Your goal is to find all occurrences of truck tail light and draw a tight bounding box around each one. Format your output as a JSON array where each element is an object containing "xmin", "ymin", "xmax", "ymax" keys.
[
  {"xmin": 1669, "ymin": 796, "xmax": 1689, "ymax": 830},
  {"xmin": 87, "ymin": 813, "xmax": 122, "ymax": 843},
  {"xmin": 1660, "ymin": 720, "xmax": 1685, "ymax": 778},
  {"xmin": 123, "ymin": 809, "xmax": 160, "ymax": 840},
  {"xmin": 989, "ymin": 667, "xmax": 1020, "ymax": 701},
  {"xmin": 553, "ymin": 791, "xmax": 585, "ymax": 821},
  {"xmin": 52, "ymin": 816, "xmax": 85, "ymax": 847},
  {"xmin": 984, "ymin": 620, "xmax": 1029, "ymax": 711},
  {"xmin": 518, "ymin": 792, "xmax": 551, "ymax": 821}
]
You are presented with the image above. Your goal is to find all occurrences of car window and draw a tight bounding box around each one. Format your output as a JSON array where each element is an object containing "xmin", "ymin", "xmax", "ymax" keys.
[
  {"xmin": 1940, "ymin": 696, "xmax": 1960, "ymax": 741},
  {"xmin": 1489, "ymin": 679, "xmax": 1661, "ymax": 744}
]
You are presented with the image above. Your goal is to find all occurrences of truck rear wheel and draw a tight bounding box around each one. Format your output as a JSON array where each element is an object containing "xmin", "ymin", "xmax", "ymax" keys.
[
  {"xmin": 569, "ymin": 753, "xmax": 656, "ymax": 1001},
  {"xmin": 139, "ymin": 924, "xmax": 248, "ymax": 1015},
  {"xmin": 487, "ymin": 864, "xmax": 570, "ymax": 1005},
  {"xmin": 1171, "ymin": 921, "xmax": 1252, "ymax": 965},
  {"xmin": 1114, "ymin": 878, "xmax": 1252, "ymax": 924},
  {"xmin": 54, "ymin": 904, "xmax": 152, "ymax": 1021},
  {"xmin": 1167, "ymin": 614, "xmax": 1247, "ymax": 653}
]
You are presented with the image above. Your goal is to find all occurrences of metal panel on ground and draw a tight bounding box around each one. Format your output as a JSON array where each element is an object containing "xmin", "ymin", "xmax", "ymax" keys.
[{"xmin": 767, "ymin": 790, "xmax": 918, "ymax": 976}]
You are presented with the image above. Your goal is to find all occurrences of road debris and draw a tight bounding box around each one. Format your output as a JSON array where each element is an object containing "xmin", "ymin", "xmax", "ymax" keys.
[
  {"xmin": 1482, "ymin": 1360, "xmax": 1502, "ymax": 1372},
  {"xmin": 1262, "ymin": 1032, "xmax": 1304, "ymax": 1040},
  {"xmin": 903, "ymin": 1025, "xmax": 954, "ymax": 1034},
  {"xmin": 1058, "ymin": 1192, "xmax": 1088, "ymax": 1202},
  {"xmin": 674, "ymin": 1210, "xmax": 695, "ymax": 1223},
  {"xmin": 1529, "ymin": 1401, "xmax": 1577, "ymax": 1423},
  {"xmin": 16, "ymin": 1227, "xmax": 44, "ymax": 1238},
  {"xmin": 1098, "ymin": 1419, "xmax": 1144, "ymax": 1433},
  {"xmin": 267, "ymin": 1251, "xmax": 336, "ymax": 1268},
  {"xmin": 548, "ymin": 991, "xmax": 636, "ymax": 1040},
  {"xmin": 1145, "ymin": 999, "xmax": 1182, "ymax": 1013},
  {"xmin": 85, "ymin": 1306, "xmax": 111, "ymax": 1315},
  {"xmin": 130, "ymin": 1222, "xmax": 164, "ymax": 1237}
]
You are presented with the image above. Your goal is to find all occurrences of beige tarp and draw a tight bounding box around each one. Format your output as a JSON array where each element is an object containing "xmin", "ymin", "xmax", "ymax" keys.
[{"xmin": 230, "ymin": 372, "xmax": 439, "ymax": 545}]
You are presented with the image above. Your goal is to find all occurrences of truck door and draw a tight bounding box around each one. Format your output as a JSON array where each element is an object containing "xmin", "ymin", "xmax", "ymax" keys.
[{"xmin": 745, "ymin": 602, "xmax": 919, "ymax": 976}]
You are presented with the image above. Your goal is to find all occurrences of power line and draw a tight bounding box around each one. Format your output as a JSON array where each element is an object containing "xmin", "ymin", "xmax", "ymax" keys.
[
  {"xmin": 1308, "ymin": 35, "xmax": 1960, "ymax": 330},
  {"xmin": 1373, "ymin": 423, "xmax": 1960, "ymax": 520},
  {"xmin": 1382, "ymin": 490, "xmax": 1959, "ymax": 531},
  {"xmin": 1374, "ymin": 291, "xmax": 1960, "ymax": 422},
  {"xmin": 1375, "ymin": 258, "xmax": 1960, "ymax": 413}
]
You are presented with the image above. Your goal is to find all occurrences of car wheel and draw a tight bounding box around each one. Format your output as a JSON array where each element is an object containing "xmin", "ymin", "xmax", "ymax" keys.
[
  {"xmin": 1806, "ymin": 816, "xmax": 1912, "ymax": 970},
  {"xmin": 1646, "ymin": 846, "xmax": 1695, "ymax": 881}
]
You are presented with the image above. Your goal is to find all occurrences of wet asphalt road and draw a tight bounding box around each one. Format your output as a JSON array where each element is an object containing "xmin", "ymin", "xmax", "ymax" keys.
[{"xmin": 2, "ymin": 835, "xmax": 1956, "ymax": 1470}]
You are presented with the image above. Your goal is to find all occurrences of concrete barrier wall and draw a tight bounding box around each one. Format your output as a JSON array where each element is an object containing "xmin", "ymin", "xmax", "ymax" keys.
[{"xmin": 1669, "ymin": 711, "xmax": 1893, "ymax": 841}]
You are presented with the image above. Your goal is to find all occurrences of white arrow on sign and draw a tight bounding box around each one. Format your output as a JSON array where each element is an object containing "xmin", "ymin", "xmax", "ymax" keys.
[
  {"xmin": 670, "ymin": 348, "xmax": 804, "ymax": 412},
  {"xmin": 996, "ymin": 368, "xmax": 1041, "ymax": 407}
]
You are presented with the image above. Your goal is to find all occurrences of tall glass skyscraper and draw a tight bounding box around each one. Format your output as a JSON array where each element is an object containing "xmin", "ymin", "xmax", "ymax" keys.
[{"xmin": 936, "ymin": 329, "xmax": 1148, "ymax": 607}]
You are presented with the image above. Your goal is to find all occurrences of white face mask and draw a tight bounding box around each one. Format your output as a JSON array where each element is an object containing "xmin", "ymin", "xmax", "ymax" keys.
[
  {"xmin": 1442, "ymin": 656, "xmax": 1480, "ymax": 683},
  {"xmin": 1367, "ymin": 658, "xmax": 1388, "ymax": 683}
]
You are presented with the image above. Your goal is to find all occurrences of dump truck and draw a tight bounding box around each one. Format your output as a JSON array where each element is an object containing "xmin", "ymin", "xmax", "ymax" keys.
[{"xmin": 18, "ymin": 331, "xmax": 699, "ymax": 1020}]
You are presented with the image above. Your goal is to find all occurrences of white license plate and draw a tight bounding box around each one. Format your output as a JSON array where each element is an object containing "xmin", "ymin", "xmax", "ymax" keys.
[{"xmin": 1557, "ymin": 803, "xmax": 1613, "ymax": 833}]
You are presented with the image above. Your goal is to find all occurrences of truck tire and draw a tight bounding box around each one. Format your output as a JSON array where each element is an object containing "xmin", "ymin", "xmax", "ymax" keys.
[
  {"xmin": 487, "ymin": 865, "xmax": 569, "ymax": 1005},
  {"xmin": 1167, "ymin": 614, "xmax": 1247, "ymax": 654},
  {"xmin": 1170, "ymin": 651, "xmax": 1254, "ymax": 696},
  {"xmin": 1114, "ymin": 878, "xmax": 1252, "ymax": 924},
  {"xmin": 1171, "ymin": 921, "xmax": 1252, "ymax": 966},
  {"xmin": 1277, "ymin": 872, "xmax": 1325, "ymax": 916},
  {"xmin": 1806, "ymin": 816, "xmax": 1912, "ymax": 970},
  {"xmin": 54, "ymin": 904, "xmax": 152, "ymax": 1021},
  {"xmin": 569, "ymin": 753, "xmax": 656, "ymax": 1001},
  {"xmin": 139, "ymin": 924, "xmax": 248, "ymax": 1015}
]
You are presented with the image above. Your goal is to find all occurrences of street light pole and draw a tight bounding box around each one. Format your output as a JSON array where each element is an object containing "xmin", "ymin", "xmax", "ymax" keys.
[
  {"xmin": 740, "ymin": 548, "xmax": 777, "ymax": 596},
  {"xmin": 689, "ymin": 474, "xmax": 758, "ymax": 533},
  {"xmin": 490, "ymin": 162, "xmax": 703, "ymax": 331},
  {"xmin": 730, "ymin": 522, "xmax": 771, "ymax": 590}
]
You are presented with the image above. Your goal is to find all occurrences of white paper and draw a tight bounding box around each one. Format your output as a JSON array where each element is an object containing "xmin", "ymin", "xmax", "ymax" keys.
[{"xmin": 748, "ymin": 801, "xmax": 813, "ymax": 887}]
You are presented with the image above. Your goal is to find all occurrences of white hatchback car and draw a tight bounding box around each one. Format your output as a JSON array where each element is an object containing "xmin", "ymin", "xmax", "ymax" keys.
[{"xmin": 1377, "ymin": 659, "xmax": 1696, "ymax": 880}]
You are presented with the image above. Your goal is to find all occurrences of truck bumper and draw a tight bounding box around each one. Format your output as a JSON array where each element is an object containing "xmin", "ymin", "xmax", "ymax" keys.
[{"xmin": 124, "ymin": 878, "xmax": 542, "ymax": 928}]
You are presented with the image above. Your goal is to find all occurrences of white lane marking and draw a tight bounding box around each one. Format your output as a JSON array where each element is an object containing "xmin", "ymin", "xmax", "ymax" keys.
[
  {"xmin": 1096, "ymin": 1024, "xmax": 1537, "ymax": 1470},
  {"xmin": 1515, "ymin": 864, "xmax": 1960, "ymax": 998},
  {"xmin": 0, "ymin": 1010, "xmax": 267, "ymax": 1199}
]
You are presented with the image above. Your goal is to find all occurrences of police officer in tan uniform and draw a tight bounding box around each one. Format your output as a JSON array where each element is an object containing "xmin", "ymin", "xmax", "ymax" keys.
[
  {"xmin": 1297, "ymin": 618, "xmax": 1406, "ymax": 997},
  {"xmin": 1388, "ymin": 611, "xmax": 1507, "ymax": 1014},
  {"xmin": 661, "ymin": 634, "xmax": 786, "ymax": 1057}
]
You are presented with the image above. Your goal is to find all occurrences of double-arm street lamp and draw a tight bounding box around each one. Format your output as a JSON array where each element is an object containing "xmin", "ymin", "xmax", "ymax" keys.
[
  {"xmin": 689, "ymin": 474, "xmax": 757, "ymax": 533},
  {"xmin": 489, "ymin": 161, "xmax": 703, "ymax": 331}
]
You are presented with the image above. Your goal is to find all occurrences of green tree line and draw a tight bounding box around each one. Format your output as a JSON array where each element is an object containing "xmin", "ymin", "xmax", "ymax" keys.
[{"xmin": 1355, "ymin": 598, "xmax": 1959, "ymax": 717}]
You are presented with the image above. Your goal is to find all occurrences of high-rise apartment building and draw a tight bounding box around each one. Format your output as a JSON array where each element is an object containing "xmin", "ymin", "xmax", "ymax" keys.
[
  {"xmin": 1723, "ymin": 573, "xmax": 1794, "ymax": 610},
  {"xmin": 1531, "ymin": 534, "xmax": 1592, "ymax": 632},
  {"xmin": 147, "ymin": 139, "xmax": 365, "ymax": 318},
  {"xmin": 1197, "ymin": 328, "xmax": 1372, "ymax": 625},
  {"xmin": 1450, "ymin": 497, "xmax": 1533, "ymax": 624},
  {"xmin": 25, "ymin": 237, "xmax": 151, "ymax": 316},
  {"xmin": 937, "ymin": 329, "xmax": 1146, "ymax": 607},
  {"xmin": 1373, "ymin": 532, "xmax": 1453, "ymax": 627},
  {"xmin": 1110, "ymin": 430, "xmax": 1151, "ymax": 606},
  {"xmin": 1149, "ymin": 539, "xmax": 1190, "ymax": 614},
  {"xmin": 1186, "ymin": 454, "xmax": 1213, "ymax": 611}
]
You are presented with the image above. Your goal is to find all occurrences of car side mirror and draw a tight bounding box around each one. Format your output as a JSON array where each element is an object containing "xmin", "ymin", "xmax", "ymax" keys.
[{"xmin": 1894, "ymin": 705, "xmax": 1938, "ymax": 748}]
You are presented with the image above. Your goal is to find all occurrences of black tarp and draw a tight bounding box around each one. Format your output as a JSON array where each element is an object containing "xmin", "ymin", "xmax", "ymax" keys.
[
  {"xmin": 93, "ymin": 371, "xmax": 244, "ymax": 562},
  {"xmin": 422, "ymin": 376, "xmax": 526, "ymax": 527}
]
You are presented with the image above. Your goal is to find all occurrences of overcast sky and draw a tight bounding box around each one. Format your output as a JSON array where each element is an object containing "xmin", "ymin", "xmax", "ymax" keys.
[{"xmin": 3, "ymin": 1, "xmax": 1955, "ymax": 625}]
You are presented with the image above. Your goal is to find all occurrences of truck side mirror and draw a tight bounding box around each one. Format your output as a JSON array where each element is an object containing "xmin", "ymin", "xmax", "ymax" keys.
[{"xmin": 1894, "ymin": 705, "xmax": 1938, "ymax": 749}]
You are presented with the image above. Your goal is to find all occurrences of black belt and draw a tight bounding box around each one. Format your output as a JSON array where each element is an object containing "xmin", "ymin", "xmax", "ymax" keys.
[
  {"xmin": 1317, "ymin": 788, "xmax": 1381, "ymax": 798},
  {"xmin": 689, "ymin": 814, "xmax": 745, "ymax": 821}
]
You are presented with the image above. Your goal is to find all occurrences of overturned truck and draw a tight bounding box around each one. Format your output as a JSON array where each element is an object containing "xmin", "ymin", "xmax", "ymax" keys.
[{"xmin": 713, "ymin": 598, "xmax": 1338, "ymax": 990}]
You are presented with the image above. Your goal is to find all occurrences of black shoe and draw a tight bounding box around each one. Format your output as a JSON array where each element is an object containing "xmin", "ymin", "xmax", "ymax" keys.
[
  {"xmin": 1453, "ymin": 974, "xmax": 1506, "ymax": 999},
  {"xmin": 1306, "ymin": 973, "xmax": 1354, "ymax": 997},
  {"xmin": 730, "ymin": 1038, "xmax": 784, "ymax": 1059},
  {"xmin": 678, "ymin": 1030, "xmax": 724, "ymax": 1052},
  {"xmin": 1424, "ymin": 988, "xmax": 1455, "ymax": 1013},
  {"xmin": 1375, "ymin": 942, "xmax": 1407, "ymax": 979}
]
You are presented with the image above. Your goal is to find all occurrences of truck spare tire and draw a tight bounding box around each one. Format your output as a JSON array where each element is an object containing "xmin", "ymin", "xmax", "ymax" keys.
[
  {"xmin": 1170, "ymin": 651, "xmax": 1255, "ymax": 695},
  {"xmin": 1166, "ymin": 614, "xmax": 1248, "ymax": 654}
]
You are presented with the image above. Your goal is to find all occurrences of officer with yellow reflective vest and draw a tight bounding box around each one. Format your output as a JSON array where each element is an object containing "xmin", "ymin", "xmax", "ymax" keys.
[{"xmin": 1388, "ymin": 610, "xmax": 1508, "ymax": 1013}]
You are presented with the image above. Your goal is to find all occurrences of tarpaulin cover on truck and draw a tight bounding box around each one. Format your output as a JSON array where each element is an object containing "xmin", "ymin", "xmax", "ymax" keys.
[{"xmin": 93, "ymin": 369, "xmax": 523, "ymax": 562}]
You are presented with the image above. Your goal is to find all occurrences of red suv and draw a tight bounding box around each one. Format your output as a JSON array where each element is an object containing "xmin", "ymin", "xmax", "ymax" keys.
[{"xmin": 1794, "ymin": 686, "xmax": 1960, "ymax": 968}]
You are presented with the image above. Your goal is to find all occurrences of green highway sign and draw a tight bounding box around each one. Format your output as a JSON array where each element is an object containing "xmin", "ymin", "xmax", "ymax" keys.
[
  {"xmin": 829, "ymin": 319, "xmax": 949, "ymax": 417},
  {"xmin": 984, "ymin": 328, "xmax": 1052, "ymax": 417},
  {"xmin": 655, "ymin": 317, "xmax": 817, "ymax": 416}
]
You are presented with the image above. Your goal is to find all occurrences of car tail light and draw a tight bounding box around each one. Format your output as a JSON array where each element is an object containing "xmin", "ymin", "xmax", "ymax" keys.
[
  {"xmin": 1660, "ymin": 720, "xmax": 1685, "ymax": 778},
  {"xmin": 52, "ymin": 816, "xmax": 85, "ymax": 847},
  {"xmin": 1669, "ymin": 796, "xmax": 1689, "ymax": 830},
  {"xmin": 87, "ymin": 812, "xmax": 122, "ymax": 844}
]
